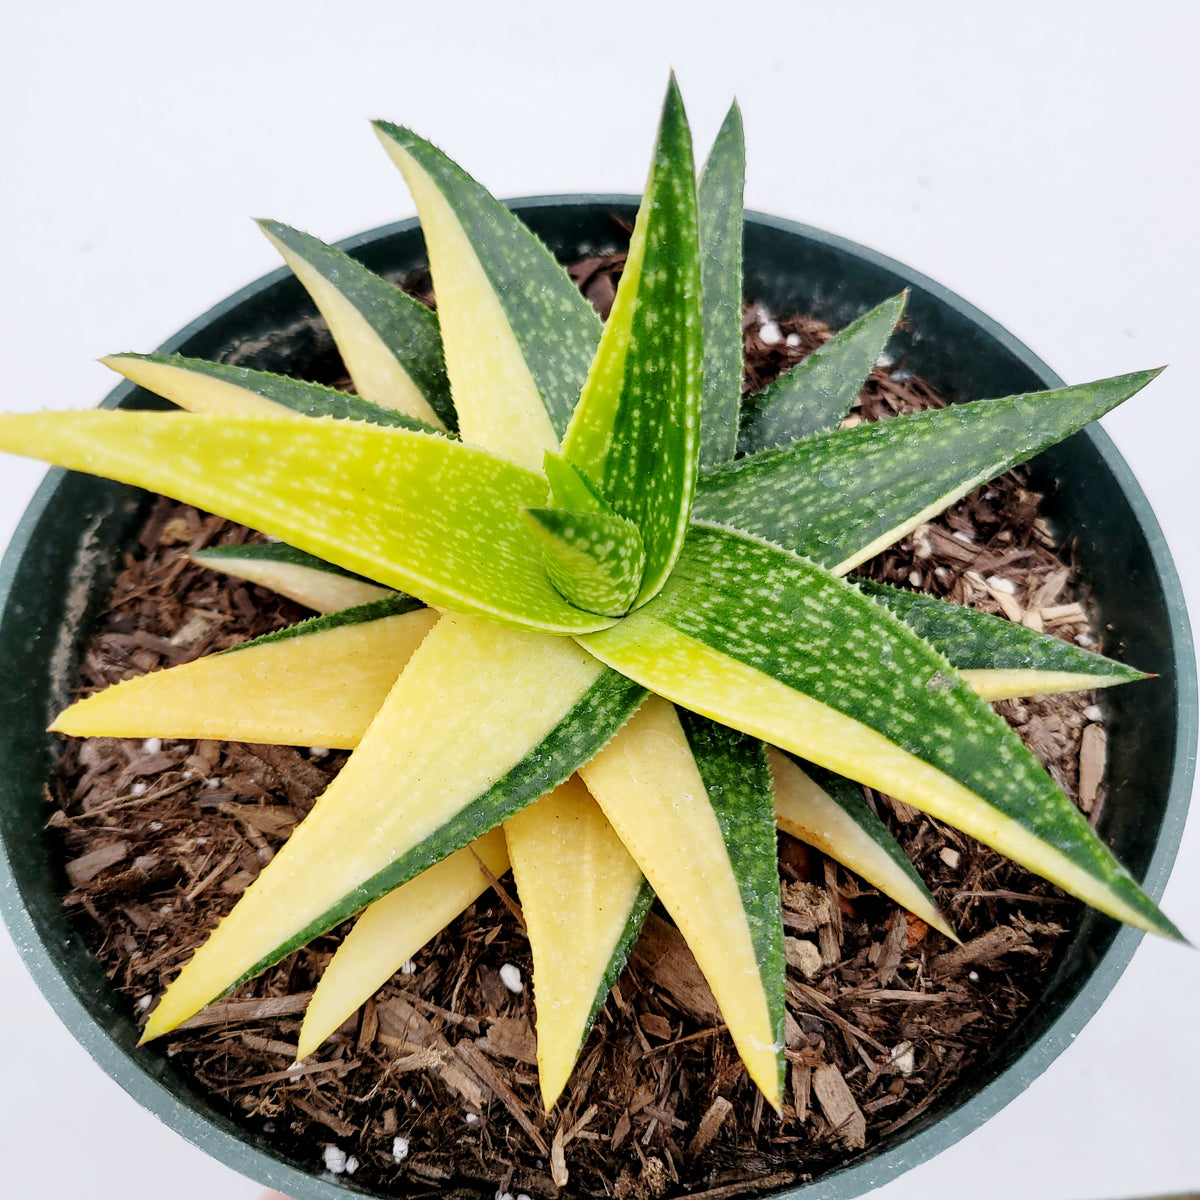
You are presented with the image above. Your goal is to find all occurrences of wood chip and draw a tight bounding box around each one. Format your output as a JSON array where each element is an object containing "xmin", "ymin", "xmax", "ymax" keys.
[
  {"xmin": 550, "ymin": 1123, "xmax": 569, "ymax": 1188},
  {"xmin": 932, "ymin": 925, "xmax": 1033, "ymax": 977},
  {"xmin": 66, "ymin": 840, "xmax": 131, "ymax": 886},
  {"xmin": 1078, "ymin": 723, "xmax": 1107, "ymax": 813},
  {"xmin": 290, "ymin": 1094, "xmax": 357, "ymax": 1139},
  {"xmin": 630, "ymin": 913, "xmax": 721, "ymax": 1024},
  {"xmin": 791, "ymin": 1062, "xmax": 812, "ymax": 1122},
  {"xmin": 376, "ymin": 998, "xmax": 486, "ymax": 1108},
  {"xmin": 356, "ymin": 997, "xmax": 378, "ymax": 1056},
  {"xmin": 686, "ymin": 1096, "xmax": 733, "ymax": 1160},
  {"xmin": 175, "ymin": 992, "xmax": 312, "ymax": 1030},
  {"xmin": 872, "ymin": 910, "xmax": 908, "ymax": 988},
  {"xmin": 455, "ymin": 1041, "xmax": 547, "ymax": 1155},
  {"xmin": 564, "ymin": 1103, "xmax": 599, "ymax": 1145},
  {"xmin": 477, "ymin": 1016, "xmax": 537, "ymax": 1065},
  {"xmin": 238, "ymin": 1032, "xmax": 297, "ymax": 1058},
  {"xmin": 785, "ymin": 936, "xmax": 823, "ymax": 979},
  {"xmin": 812, "ymin": 1063, "xmax": 867, "ymax": 1149},
  {"xmin": 679, "ymin": 1173, "xmax": 796, "ymax": 1200},
  {"xmin": 640, "ymin": 1012, "xmax": 673, "ymax": 1040}
]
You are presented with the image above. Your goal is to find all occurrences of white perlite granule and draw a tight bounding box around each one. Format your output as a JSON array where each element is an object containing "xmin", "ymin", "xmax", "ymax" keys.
[
  {"xmin": 499, "ymin": 963, "xmax": 524, "ymax": 993},
  {"xmin": 323, "ymin": 1145, "xmax": 348, "ymax": 1174},
  {"xmin": 392, "ymin": 1136, "xmax": 410, "ymax": 1162}
]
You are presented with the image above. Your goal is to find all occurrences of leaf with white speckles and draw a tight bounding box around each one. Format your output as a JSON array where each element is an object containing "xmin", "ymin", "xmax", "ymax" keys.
[
  {"xmin": 580, "ymin": 523, "xmax": 1180, "ymax": 939},
  {"xmin": 374, "ymin": 121, "xmax": 599, "ymax": 467},
  {"xmin": 562, "ymin": 78, "xmax": 703, "ymax": 605},
  {"xmin": 697, "ymin": 369, "xmax": 1161, "ymax": 573},
  {"xmin": 104, "ymin": 353, "xmax": 442, "ymax": 433},
  {"xmin": 525, "ymin": 507, "xmax": 645, "ymax": 617},
  {"xmin": 698, "ymin": 101, "xmax": 745, "ymax": 470},
  {"xmin": 738, "ymin": 291, "xmax": 907, "ymax": 454},
  {"xmin": 543, "ymin": 451, "xmax": 611, "ymax": 514},
  {"xmin": 0, "ymin": 409, "xmax": 616, "ymax": 634},
  {"xmin": 859, "ymin": 579, "xmax": 1147, "ymax": 699},
  {"xmin": 257, "ymin": 220, "xmax": 454, "ymax": 429}
]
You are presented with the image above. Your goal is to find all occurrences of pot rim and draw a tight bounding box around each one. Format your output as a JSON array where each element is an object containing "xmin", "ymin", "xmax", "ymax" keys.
[{"xmin": 0, "ymin": 198, "xmax": 1194, "ymax": 1200}]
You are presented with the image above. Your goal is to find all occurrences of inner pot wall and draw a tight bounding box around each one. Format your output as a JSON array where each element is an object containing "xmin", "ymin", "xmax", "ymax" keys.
[{"xmin": 0, "ymin": 199, "xmax": 1194, "ymax": 1200}]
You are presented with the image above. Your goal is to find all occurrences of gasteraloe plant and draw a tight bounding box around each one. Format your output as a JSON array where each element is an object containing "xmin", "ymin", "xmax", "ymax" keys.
[{"xmin": 0, "ymin": 79, "xmax": 1180, "ymax": 1116}]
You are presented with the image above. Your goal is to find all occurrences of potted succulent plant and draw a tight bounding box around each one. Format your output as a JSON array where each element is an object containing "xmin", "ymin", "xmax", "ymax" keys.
[{"xmin": 0, "ymin": 80, "xmax": 1193, "ymax": 1200}]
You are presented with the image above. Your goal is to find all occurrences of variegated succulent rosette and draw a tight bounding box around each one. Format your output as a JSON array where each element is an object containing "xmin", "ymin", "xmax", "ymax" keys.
[{"xmin": 0, "ymin": 79, "xmax": 1179, "ymax": 1113}]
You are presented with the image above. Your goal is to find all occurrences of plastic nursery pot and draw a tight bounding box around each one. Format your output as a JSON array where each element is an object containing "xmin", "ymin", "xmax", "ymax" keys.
[{"xmin": 0, "ymin": 198, "xmax": 1195, "ymax": 1200}]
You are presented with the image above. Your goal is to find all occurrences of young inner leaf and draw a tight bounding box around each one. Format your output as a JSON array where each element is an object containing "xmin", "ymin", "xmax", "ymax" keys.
[
  {"xmin": 525, "ymin": 506, "xmax": 645, "ymax": 617},
  {"xmin": 561, "ymin": 76, "xmax": 703, "ymax": 606}
]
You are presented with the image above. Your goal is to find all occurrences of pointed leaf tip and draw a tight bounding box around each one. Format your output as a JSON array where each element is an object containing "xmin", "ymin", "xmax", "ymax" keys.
[{"xmin": 563, "ymin": 77, "xmax": 701, "ymax": 605}]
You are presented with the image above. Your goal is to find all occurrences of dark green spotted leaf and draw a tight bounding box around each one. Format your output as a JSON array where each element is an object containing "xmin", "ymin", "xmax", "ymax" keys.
[
  {"xmin": 859, "ymin": 579, "xmax": 1147, "ymax": 694},
  {"xmin": 562, "ymin": 77, "xmax": 703, "ymax": 606},
  {"xmin": 695, "ymin": 369, "xmax": 1162, "ymax": 575},
  {"xmin": 698, "ymin": 102, "xmax": 746, "ymax": 470},
  {"xmin": 524, "ymin": 507, "xmax": 645, "ymax": 617},
  {"xmin": 738, "ymin": 291, "xmax": 907, "ymax": 453},
  {"xmin": 257, "ymin": 220, "xmax": 455, "ymax": 429},
  {"xmin": 104, "ymin": 353, "xmax": 441, "ymax": 433},
  {"xmin": 581, "ymin": 523, "xmax": 1179, "ymax": 939}
]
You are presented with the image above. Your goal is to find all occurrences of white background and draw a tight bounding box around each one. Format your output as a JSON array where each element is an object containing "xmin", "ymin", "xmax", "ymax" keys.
[{"xmin": 1, "ymin": 2, "xmax": 1197, "ymax": 1197}]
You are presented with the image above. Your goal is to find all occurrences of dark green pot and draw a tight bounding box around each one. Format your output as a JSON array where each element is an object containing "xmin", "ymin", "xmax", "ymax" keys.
[{"xmin": 0, "ymin": 199, "xmax": 1194, "ymax": 1199}]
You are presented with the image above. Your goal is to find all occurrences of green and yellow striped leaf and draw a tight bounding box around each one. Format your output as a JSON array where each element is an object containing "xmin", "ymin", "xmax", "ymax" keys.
[
  {"xmin": 141, "ymin": 613, "xmax": 646, "ymax": 1040},
  {"xmin": 191, "ymin": 542, "xmax": 394, "ymax": 613},
  {"xmin": 295, "ymin": 828, "xmax": 509, "ymax": 1062},
  {"xmin": 53, "ymin": 598, "xmax": 434, "ymax": 747},
  {"xmin": 696, "ymin": 369, "xmax": 1162, "ymax": 574},
  {"xmin": 374, "ymin": 122, "xmax": 599, "ymax": 467},
  {"xmin": 697, "ymin": 101, "xmax": 746, "ymax": 470},
  {"xmin": 580, "ymin": 524, "xmax": 1179, "ymax": 939},
  {"xmin": 859, "ymin": 579, "xmax": 1147, "ymax": 700},
  {"xmin": 505, "ymin": 778, "xmax": 652, "ymax": 1110},
  {"xmin": 562, "ymin": 78, "xmax": 702, "ymax": 606},
  {"xmin": 524, "ymin": 507, "xmax": 645, "ymax": 618},
  {"xmin": 767, "ymin": 748, "xmax": 955, "ymax": 940},
  {"xmin": 738, "ymin": 292, "xmax": 907, "ymax": 454},
  {"xmin": 579, "ymin": 697, "xmax": 784, "ymax": 1107},
  {"xmin": 103, "ymin": 352, "xmax": 439, "ymax": 432},
  {"xmin": 257, "ymin": 219, "xmax": 453, "ymax": 429},
  {"xmin": 0, "ymin": 410, "xmax": 616, "ymax": 634}
]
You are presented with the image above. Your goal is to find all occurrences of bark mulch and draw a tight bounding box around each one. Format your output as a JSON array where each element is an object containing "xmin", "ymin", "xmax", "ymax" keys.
[{"xmin": 48, "ymin": 263, "xmax": 1113, "ymax": 1199}]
